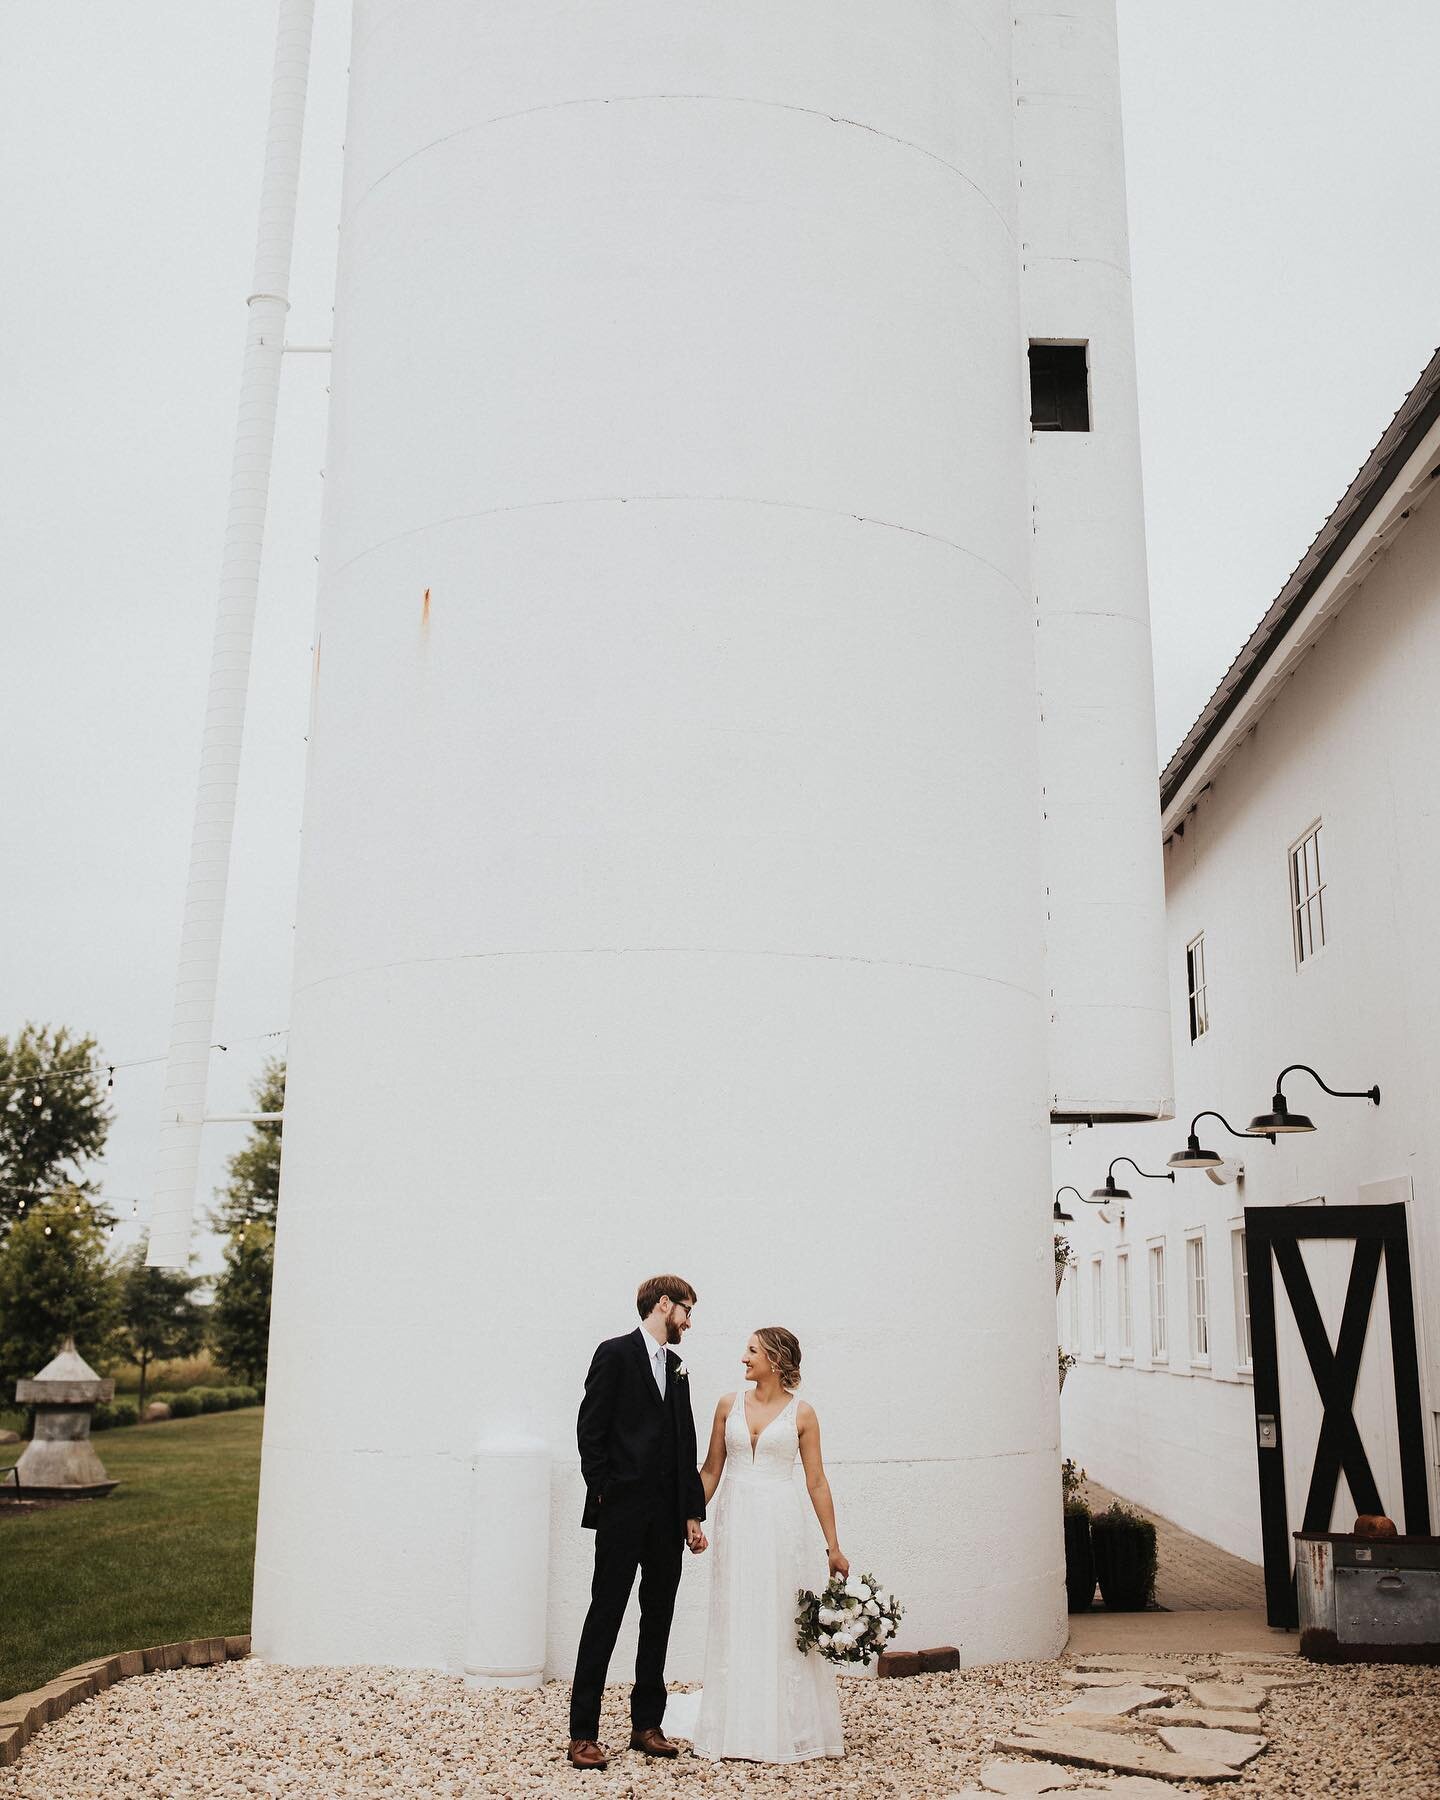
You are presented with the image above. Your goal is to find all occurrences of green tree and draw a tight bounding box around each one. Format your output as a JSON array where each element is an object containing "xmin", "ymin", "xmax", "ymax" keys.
[
  {"xmin": 0, "ymin": 1024, "xmax": 111, "ymax": 1240},
  {"xmin": 0, "ymin": 1198, "xmax": 119, "ymax": 1408},
  {"xmin": 115, "ymin": 1245, "xmax": 207, "ymax": 1416},
  {"xmin": 209, "ymin": 1221, "xmax": 274, "ymax": 1386},
  {"xmin": 209, "ymin": 1058, "xmax": 285, "ymax": 1234}
]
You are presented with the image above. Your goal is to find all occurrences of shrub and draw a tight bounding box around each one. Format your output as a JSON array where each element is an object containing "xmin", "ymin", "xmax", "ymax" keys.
[
  {"xmin": 235, "ymin": 1386, "xmax": 260, "ymax": 1408},
  {"xmin": 92, "ymin": 1398, "xmax": 139, "ymax": 1431},
  {"xmin": 192, "ymin": 1387, "xmax": 229, "ymax": 1414},
  {"xmin": 166, "ymin": 1390, "xmax": 202, "ymax": 1419},
  {"xmin": 1064, "ymin": 1505, "xmax": 1096, "ymax": 1613},
  {"xmin": 1090, "ymin": 1501, "xmax": 1158, "ymax": 1611},
  {"xmin": 110, "ymin": 1351, "xmax": 224, "ymax": 1395},
  {"xmin": 222, "ymin": 1387, "xmax": 248, "ymax": 1409},
  {"xmin": 1061, "ymin": 1457, "xmax": 1088, "ymax": 1509}
]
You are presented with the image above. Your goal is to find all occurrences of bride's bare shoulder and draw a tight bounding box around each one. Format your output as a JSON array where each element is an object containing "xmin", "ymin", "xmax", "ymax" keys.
[
  {"xmin": 715, "ymin": 1391, "xmax": 736, "ymax": 1415},
  {"xmin": 796, "ymin": 1398, "xmax": 818, "ymax": 1428}
]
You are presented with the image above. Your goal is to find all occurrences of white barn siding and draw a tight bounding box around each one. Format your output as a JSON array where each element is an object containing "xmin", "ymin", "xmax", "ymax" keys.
[{"xmin": 1056, "ymin": 473, "xmax": 1440, "ymax": 1562}]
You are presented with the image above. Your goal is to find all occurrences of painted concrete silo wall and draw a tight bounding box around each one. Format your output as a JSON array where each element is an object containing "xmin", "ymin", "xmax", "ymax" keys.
[
  {"xmin": 1016, "ymin": 1, "xmax": 1173, "ymax": 1123},
  {"xmin": 253, "ymin": 0, "xmax": 1070, "ymax": 1675}
]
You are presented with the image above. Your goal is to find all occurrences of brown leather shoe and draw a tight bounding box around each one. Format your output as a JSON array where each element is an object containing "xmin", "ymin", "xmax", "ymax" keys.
[
  {"xmin": 629, "ymin": 1726, "xmax": 680, "ymax": 1758},
  {"xmin": 566, "ymin": 1739, "xmax": 609, "ymax": 1769}
]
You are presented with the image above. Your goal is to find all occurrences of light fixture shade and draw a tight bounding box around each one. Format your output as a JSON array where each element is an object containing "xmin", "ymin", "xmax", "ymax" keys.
[
  {"xmin": 1168, "ymin": 1133, "xmax": 1222, "ymax": 1170},
  {"xmin": 1089, "ymin": 1180, "xmax": 1131, "ymax": 1202},
  {"xmin": 1248, "ymin": 1107, "xmax": 1315, "ymax": 1134},
  {"xmin": 1053, "ymin": 1199, "xmax": 1073, "ymax": 1224}
]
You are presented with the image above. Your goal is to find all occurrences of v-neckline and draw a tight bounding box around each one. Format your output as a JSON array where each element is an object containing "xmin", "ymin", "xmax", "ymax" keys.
[{"xmin": 740, "ymin": 1390, "xmax": 792, "ymax": 1461}]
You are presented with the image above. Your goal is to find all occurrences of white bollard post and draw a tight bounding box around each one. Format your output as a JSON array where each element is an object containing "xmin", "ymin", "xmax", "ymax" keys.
[{"xmin": 463, "ymin": 1441, "xmax": 550, "ymax": 1690}]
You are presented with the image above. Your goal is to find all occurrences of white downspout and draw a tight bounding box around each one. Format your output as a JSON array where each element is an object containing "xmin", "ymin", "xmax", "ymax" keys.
[{"xmin": 148, "ymin": 0, "xmax": 316, "ymax": 1268}]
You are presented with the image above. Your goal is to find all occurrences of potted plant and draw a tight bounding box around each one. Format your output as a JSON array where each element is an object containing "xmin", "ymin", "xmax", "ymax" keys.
[
  {"xmin": 1062, "ymin": 1459, "xmax": 1095, "ymax": 1613},
  {"xmin": 1090, "ymin": 1500, "xmax": 1158, "ymax": 1611}
]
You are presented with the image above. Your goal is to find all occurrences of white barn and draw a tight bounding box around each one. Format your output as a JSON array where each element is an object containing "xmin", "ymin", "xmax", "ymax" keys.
[{"xmin": 1056, "ymin": 347, "xmax": 1440, "ymax": 1618}]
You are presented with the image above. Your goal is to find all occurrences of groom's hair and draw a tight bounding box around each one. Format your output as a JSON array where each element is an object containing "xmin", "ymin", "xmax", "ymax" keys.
[{"xmin": 636, "ymin": 1274, "xmax": 698, "ymax": 1318}]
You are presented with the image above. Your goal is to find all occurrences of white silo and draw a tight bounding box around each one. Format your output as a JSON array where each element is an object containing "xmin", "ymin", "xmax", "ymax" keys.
[
  {"xmin": 1017, "ymin": 2, "xmax": 1174, "ymax": 1124},
  {"xmin": 239, "ymin": 0, "xmax": 1167, "ymax": 1678}
]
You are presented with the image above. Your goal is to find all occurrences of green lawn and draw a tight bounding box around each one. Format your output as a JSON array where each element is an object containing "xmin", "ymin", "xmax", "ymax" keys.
[{"xmin": 0, "ymin": 1409, "xmax": 262, "ymax": 1700}]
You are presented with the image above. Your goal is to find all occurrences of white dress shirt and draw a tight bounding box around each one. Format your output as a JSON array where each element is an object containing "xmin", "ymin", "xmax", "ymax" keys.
[{"xmin": 637, "ymin": 1325, "xmax": 668, "ymax": 1398}]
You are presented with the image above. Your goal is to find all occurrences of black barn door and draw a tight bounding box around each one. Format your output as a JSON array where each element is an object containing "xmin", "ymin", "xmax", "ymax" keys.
[{"xmin": 1245, "ymin": 1203, "xmax": 1431, "ymax": 1628}]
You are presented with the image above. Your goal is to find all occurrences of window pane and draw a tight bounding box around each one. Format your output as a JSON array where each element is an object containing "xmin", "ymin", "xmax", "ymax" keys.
[
  {"xmin": 1149, "ymin": 1246, "xmax": 1167, "ymax": 1359},
  {"xmin": 1232, "ymin": 1230, "xmax": 1252, "ymax": 1366},
  {"xmin": 1188, "ymin": 1237, "xmax": 1209, "ymax": 1359}
]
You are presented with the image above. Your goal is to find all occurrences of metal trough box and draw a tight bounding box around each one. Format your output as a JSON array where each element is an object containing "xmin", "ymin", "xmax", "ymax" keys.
[{"xmin": 1295, "ymin": 1531, "xmax": 1440, "ymax": 1663}]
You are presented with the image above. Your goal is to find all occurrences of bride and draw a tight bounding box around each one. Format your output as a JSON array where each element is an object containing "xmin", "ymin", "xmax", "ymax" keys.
[{"xmin": 691, "ymin": 1326, "xmax": 846, "ymax": 1763}]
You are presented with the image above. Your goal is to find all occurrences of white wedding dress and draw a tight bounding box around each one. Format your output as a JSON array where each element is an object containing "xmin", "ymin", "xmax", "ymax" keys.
[{"xmin": 690, "ymin": 1390, "xmax": 844, "ymax": 1763}]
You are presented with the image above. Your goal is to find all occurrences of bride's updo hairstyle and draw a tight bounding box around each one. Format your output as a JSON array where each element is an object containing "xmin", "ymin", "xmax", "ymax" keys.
[{"xmin": 755, "ymin": 1326, "xmax": 802, "ymax": 1392}]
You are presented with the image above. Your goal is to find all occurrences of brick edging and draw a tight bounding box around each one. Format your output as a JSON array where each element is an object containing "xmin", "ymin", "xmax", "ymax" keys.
[
  {"xmin": 877, "ymin": 1645, "xmax": 961, "ymax": 1678},
  {"xmin": 0, "ymin": 1635, "xmax": 251, "ymax": 1768}
]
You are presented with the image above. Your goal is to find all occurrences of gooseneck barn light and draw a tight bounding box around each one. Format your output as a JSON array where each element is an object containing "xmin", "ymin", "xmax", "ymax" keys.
[
  {"xmin": 1053, "ymin": 1187, "xmax": 1084, "ymax": 1224},
  {"xmin": 1168, "ymin": 1110, "xmax": 1276, "ymax": 1171},
  {"xmin": 1247, "ymin": 1065, "xmax": 1381, "ymax": 1136},
  {"xmin": 1090, "ymin": 1157, "xmax": 1175, "ymax": 1204}
]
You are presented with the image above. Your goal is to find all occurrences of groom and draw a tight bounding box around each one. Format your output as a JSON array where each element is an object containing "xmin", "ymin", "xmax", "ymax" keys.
[{"xmin": 567, "ymin": 1274, "xmax": 708, "ymax": 1770}]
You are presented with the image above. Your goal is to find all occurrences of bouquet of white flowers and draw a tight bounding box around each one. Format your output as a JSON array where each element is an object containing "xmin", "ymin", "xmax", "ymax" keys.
[{"xmin": 795, "ymin": 1572, "xmax": 903, "ymax": 1665}]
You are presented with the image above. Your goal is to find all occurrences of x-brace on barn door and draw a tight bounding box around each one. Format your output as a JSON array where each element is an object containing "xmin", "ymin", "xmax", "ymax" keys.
[{"xmin": 1245, "ymin": 1203, "xmax": 1430, "ymax": 1628}]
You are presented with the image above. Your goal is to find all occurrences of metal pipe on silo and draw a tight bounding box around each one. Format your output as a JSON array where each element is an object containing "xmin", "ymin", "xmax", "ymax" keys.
[{"xmin": 148, "ymin": 0, "xmax": 316, "ymax": 1268}]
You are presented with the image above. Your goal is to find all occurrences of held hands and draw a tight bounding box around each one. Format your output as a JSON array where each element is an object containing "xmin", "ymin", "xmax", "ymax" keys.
[
  {"xmin": 827, "ymin": 1546, "xmax": 849, "ymax": 1579},
  {"xmin": 686, "ymin": 1519, "xmax": 708, "ymax": 1554}
]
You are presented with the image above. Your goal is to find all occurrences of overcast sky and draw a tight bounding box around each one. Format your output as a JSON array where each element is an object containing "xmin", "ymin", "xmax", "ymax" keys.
[{"xmin": 3, "ymin": 2, "xmax": 1437, "ymax": 1275}]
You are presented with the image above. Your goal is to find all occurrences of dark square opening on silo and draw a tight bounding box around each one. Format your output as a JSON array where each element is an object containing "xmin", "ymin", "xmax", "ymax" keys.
[{"xmin": 1028, "ymin": 342, "xmax": 1090, "ymax": 432}]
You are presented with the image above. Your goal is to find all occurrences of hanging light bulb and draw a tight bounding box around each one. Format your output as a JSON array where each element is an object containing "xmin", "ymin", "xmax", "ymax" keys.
[
  {"xmin": 107, "ymin": 1067, "xmax": 115, "ymax": 1088},
  {"xmin": 43, "ymin": 1224, "xmax": 52, "ymax": 1236},
  {"xmin": 32, "ymin": 1091, "xmax": 43, "ymax": 1107}
]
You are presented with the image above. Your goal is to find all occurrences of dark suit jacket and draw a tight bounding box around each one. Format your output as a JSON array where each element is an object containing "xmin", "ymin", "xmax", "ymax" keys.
[{"xmin": 576, "ymin": 1329, "xmax": 706, "ymax": 1531}]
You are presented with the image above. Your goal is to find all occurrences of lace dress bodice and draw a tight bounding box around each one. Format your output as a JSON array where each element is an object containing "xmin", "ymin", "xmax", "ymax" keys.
[{"xmin": 724, "ymin": 1390, "xmax": 801, "ymax": 1484}]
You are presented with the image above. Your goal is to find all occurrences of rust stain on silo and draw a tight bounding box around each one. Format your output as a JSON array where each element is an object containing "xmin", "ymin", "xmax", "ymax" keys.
[{"xmin": 422, "ymin": 587, "xmax": 431, "ymax": 627}]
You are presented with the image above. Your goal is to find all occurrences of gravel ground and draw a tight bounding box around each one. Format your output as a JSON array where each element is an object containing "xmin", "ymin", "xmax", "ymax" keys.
[{"xmin": 2, "ymin": 1655, "xmax": 1437, "ymax": 1799}]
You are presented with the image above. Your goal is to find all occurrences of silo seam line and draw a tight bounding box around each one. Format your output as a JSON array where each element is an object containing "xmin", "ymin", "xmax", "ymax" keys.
[
  {"xmin": 292, "ymin": 946, "xmax": 1047, "ymax": 1003},
  {"xmin": 326, "ymin": 492, "xmax": 1026, "ymax": 600},
  {"xmin": 346, "ymin": 94, "xmax": 1015, "ymax": 237}
]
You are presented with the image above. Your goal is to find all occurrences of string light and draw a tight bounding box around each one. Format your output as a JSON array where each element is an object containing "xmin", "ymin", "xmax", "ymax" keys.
[{"xmin": 0, "ymin": 1028, "xmax": 288, "ymax": 1100}]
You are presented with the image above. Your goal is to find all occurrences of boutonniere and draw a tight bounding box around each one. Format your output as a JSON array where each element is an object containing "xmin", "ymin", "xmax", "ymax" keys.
[{"xmin": 675, "ymin": 1363, "xmax": 688, "ymax": 1379}]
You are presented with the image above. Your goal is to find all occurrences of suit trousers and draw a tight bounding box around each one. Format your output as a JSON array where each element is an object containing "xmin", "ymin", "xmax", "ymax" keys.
[{"xmin": 569, "ymin": 1493, "xmax": 684, "ymax": 1740}]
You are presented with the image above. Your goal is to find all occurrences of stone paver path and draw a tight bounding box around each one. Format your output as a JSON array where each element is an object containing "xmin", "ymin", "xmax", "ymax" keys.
[
  {"xmin": 987, "ymin": 1651, "xmax": 1321, "ymax": 1791},
  {"xmin": 1087, "ymin": 1486, "xmax": 1265, "ymax": 1613}
]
